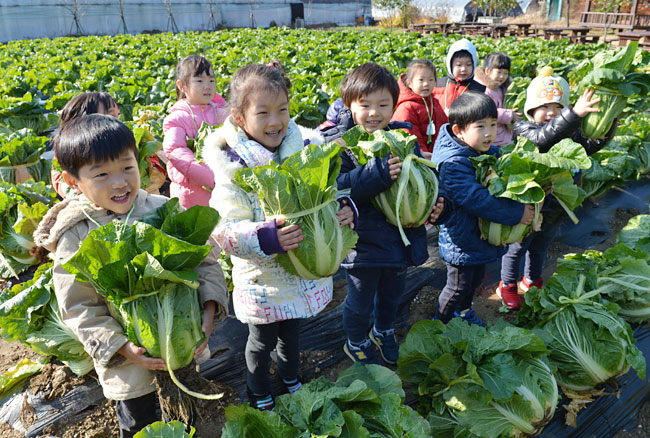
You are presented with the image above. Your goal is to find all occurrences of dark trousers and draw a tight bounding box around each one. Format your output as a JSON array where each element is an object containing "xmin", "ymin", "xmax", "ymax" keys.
[
  {"xmin": 436, "ymin": 263, "xmax": 486, "ymax": 323},
  {"xmin": 246, "ymin": 319, "xmax": 300, "ymax": 395},
  {"xmin": 500, "ymin": 219, "xmax": 562, "ymax": 285},
  {"xmin": 115, "ymin": 391, "xmax": 159, "ymax": 438},
  {"xmin": 342, "ymin": 266, "xmax": 407, "ymax": 344}
]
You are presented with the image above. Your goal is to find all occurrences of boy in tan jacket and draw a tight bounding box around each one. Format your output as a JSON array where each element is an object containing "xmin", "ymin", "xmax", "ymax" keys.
[{"xmin": 33, "ymin": 114, "xmax": 228, "ymax": 438}]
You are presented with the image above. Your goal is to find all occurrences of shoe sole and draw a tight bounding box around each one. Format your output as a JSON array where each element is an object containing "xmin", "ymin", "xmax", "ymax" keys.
[
  {"xmin": 368, "ymin": 332, "xmax": 397, "ymax": 365},
  {"xmin": 495, "ymin": 286, "xmax": 521, "ymax": 311}
]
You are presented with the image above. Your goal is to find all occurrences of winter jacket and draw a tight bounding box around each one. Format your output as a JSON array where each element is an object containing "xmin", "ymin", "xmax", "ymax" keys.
[
  {"xmin": 33, "ymin": 190, "xmax": 228, "ymax": 401},
  {"xmin": 513, "ymin": 106, "xmax": 616, "ymax": 222},
  {"xmin": 432, "ymin": 124, "xmax": 525, "ymax": 266},
  {"xmin": 484, "ymin": 86, "xmax": 516, "ymax": 146},
  {"xmin": 392, "ymin": 74, "xmax": 448, "ymax": 153},
  {"xmin": 434, "ymin": 39, "xmax": 486, "ymax": 114},
  {"xmin": 163, "ymin": 95, "xmax": 228, "ymax": 208},
  {"xmin": 320, "ymin": 108, "xmax": 431, "ymax": 268},
  {"xmin": 203, "ymin": 116, "xmax": 334, "ymax": 325}
]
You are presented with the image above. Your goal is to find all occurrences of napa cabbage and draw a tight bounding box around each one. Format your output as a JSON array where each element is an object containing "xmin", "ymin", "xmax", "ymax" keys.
[
  {"xmin": 469, "ymin": 138, "xmax": 590, "ymax": 246},
  {"xmin": 0, "ymin": 263, "xmax": 93, "ymax": 376},
  {"xmin": 62, "ymin": 199, "xmax": 223, "ymax": 399},
  {"xmin": 234, "ymin": 141, "xmax": 358, "ymax": 280},
  {"xmin": 341, "ymin": 126, "xmax": 439, "ymax": 246},
  {"xmin": 0, "ymin": 127, "xmax": 51, "ymax": 184},
  {"xmin": 398, "ymin": 318, "xmax": 558, "ymax": 438}
]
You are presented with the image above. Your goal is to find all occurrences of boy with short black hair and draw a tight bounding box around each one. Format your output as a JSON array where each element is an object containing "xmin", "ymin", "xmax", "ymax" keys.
[
  {"xmin": 34, "ymin": 114, "xmax": 228, "ymax": 438},
  {"xmin": 320, "ymin": 62, "xmax": 446, "ymax": 365},
  {"xmin": 435, "ymin": 38, "xmax": 486, "ymax": 115},
  {"xmin": 431, "ymin": 91, "xmax": 533, "ymax": 325}
]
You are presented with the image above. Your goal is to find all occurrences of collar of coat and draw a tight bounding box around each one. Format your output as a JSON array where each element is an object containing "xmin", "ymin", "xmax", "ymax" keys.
[{"xmin": 33, "ymin": 189, "xmax": 151, "ymax": 253}]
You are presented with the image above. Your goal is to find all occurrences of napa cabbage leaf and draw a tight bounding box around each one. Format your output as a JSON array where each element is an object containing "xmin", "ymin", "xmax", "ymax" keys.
[{"xmin": 234, "ymin": 141, "xmax": 358, "ymax": 280}]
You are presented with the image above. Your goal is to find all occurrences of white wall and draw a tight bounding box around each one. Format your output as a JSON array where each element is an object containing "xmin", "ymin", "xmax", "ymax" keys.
[{"xmin": 0, "ymin": 0, "xmax": 371, "ymax": 42}]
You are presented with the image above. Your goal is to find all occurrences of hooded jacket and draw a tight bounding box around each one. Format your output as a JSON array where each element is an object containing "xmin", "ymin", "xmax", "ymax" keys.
[
  {"xmin": 203, "ymin": 116, "xmax": 334, "ymax": 325},
  {"xmin": 33, "ymin": 190, "xmax": 228, "ymax": 400},
  {"xmin": 163, "ymin": 94, "xmax": 228, "ymax": 208},
  {"xmin": 432, "ymin": 125, "xmax": 525, "ymax": 266},
  {"xmin": 434, "ymin": 39, "xmax": 486, "ymax": 114},
  {"xmin": 392, "ymin": 74, "xmax": 448, "ymax": 153}
]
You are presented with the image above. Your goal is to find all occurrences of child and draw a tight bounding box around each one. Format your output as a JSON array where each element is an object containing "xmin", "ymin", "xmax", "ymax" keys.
[
  {"xmin": 33, "ymin": 114, "xmax": 228, "ymax": 438},
  {"xmin": 431, "ymin": 91, "xmax": 534, "ymax": 325},
  {"xmin": 163, "ymin": 55, "xmax": 228, "ymax": 208},
  {"xmin": 392, "ymin": 59, "xmax": 447, "ymax": 159},
  {"xmin": 496, "ymin": 67, "xmax": 615, "ymax": 310},
  {"xmin": 51, "ymin": 92, "xmax": 137, "ymax": 198},
  {"xmin": 320, "ymin": 62, "xmax": 446, "ymax": 365},
  {"xmin": 202, "ymin": 62, "xmax": 356, "ymax": 411},
  {"xmin": 477, "ymin": 53, "xmax": 522, "ymax": 146},
  {"xmin": 435, "ymin": 38, "xmax": 486, "ymax": 115}
]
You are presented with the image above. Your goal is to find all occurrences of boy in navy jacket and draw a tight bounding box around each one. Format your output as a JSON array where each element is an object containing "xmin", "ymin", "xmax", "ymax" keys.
[
  {"xmin": 431, "ymin": 91, "xmax": 534, "ymax": 325},
  {"xmin": 321, "ymin": 63, "xmax": 446, "ymax": 365}
]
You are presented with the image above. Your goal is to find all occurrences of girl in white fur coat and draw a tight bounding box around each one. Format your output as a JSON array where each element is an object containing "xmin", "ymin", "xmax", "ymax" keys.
[{"xmin": 203, "ymin": 61, "xmax": 355, "ymax": 411}]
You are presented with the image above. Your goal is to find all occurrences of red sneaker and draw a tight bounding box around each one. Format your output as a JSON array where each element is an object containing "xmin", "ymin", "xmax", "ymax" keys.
[
  {"xmin": 496, "ymin": 281, "xmax": 522, "ymax": 310},
  {"xmin": 520, "ymin": 276, "xmax": 544, "ymax": 292}
]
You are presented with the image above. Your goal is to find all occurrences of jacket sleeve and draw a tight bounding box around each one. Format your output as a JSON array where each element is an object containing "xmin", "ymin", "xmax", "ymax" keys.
[
  {"xmin": 513, "ymin": 107, "xmax": 581, "ymax": 152},
  {"xmin": 163, "ymin": 112, "xmax": 216, "ymax": 189},
  {"xmin": 440, "ymin": 158, "xmax": 525, "ymax": 226},
  {"xmin": 336, "ymin": 150, "xmax": 394, "ymax": 203},
  {"xmin": 210, "ymin": 179, "xmax": 275, "ymax": 262},
  {"xmin": 392, "ymin": 103, "xmax": 428, "ymax": 151},
  {"xmin": 497, "ymin": 108, "xmax": 514, "ymax": 125},
  {"xmin": 53, "ymin": 229, "xmax": 129, "ymax": 368},
  {"xmin": 572, "ymin": 118, "xmax": 618, "ymax": 156},
  {"xmin": 195, "ymin": 242, "xmax": 229, "ymax": 321}
]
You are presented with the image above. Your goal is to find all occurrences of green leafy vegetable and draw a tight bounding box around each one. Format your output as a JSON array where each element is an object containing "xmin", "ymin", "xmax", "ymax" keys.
[
  {"xmin": 234, "ymin": 142, "xmax": 358, "ymax": 280},
  {"xmin": 617, "ymin": 213, "xmax": 650, "ymax": 253},
  {"xmin": 342, "ymin": 126, "xmax": 438, "ymax": 246},
  {"xmin": 62, "ymin": 199, "xmax": 223, "ymax": 399},
  {"xmin": 0, "ymin": 264, "xmax": 93, "ymax": 376},
  {"xmin": 0, "ymin": 127, "xmax": 51, "ymax": 184},
  {"xmin": 0, "ymin": 358, "xmax": 45, "ymax": 401},
  {"xmin": 397, "ymin": 318, "xmax": 558, "ymax": 438},
  {"xmin": 134, "ymin": 421, "xmax": 196, "ymax": 438}
]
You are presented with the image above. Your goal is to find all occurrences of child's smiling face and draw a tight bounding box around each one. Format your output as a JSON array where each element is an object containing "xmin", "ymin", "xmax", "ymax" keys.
[
  {"xmin": 451, "ymin": 55, "xmax": 474, "ymax": 81},
  {"xmin": 234, "ymin": 89, "xmax": 290, "ymax": 152},
  {"xmin": 65, "ymin": 149, "xmax": 140, "ymax": 214},
  {"xmin": 407, "ymin": 67, "xmax": 436, "ymax": 98},
  {"xmin": 349, "ymin": 88, "xmax": 394, "ymax": 133}
]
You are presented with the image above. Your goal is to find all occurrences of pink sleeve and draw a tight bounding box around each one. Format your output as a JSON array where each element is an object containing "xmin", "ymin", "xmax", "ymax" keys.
[
  {"xmin": 497, "ymin": 108, "xmax": 514, "ymax": 125},
  {"xmin": 163, "ymin": 114, "xmax": 215, "ymax": 189}
]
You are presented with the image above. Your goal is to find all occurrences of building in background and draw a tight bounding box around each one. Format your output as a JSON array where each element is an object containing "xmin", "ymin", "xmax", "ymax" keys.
[{"xmin": 0, "ymin": 0, "xmax": 372, "ymax": 42}]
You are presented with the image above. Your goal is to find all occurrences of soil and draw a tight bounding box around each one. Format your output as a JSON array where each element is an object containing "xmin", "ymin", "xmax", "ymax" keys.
[{"xmin": 0, "ymin": 207, "xmax": 648, "ymax": 437}]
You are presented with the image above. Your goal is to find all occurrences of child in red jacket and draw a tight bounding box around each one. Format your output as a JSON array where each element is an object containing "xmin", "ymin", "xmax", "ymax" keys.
[{"xmin": 392, "ymin": 59, "xmax": 447, "ymax": 159}]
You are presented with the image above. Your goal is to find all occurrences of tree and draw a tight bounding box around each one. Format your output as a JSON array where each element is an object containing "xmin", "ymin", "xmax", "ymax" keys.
[
  {"xmin": 471, "ymin": 0, "xmax": 520, "ymax": 19},
  {"xmin": 373, "ymin": 0, "xmax": 412, "ymax": 28}
]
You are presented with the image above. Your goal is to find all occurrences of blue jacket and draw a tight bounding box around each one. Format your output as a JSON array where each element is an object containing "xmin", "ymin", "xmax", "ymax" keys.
[
  {"xmin": 432, "ymin": 124, "xmax": 525, "ymax": 266},
  {"xmin": 322, "ymin": 109, "xmax": 431, "ymax": 268}
]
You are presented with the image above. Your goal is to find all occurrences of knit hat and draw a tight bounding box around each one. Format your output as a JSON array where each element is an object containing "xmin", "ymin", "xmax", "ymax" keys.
[{"xmin": 524, "ymin": 66, "xmax": 570, "ymax": 121}]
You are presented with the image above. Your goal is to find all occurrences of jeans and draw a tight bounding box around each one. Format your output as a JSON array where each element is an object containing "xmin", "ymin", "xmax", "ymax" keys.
[
  {"xmin": 115, "ymin": 392, "xmax": 159, "ymax": 438},
  {"xmin": 245, "ymin": 319, "xmax": 300, "ymax": 395},
  {"xmin": 500, "ymin": 219, "xmax": 563, "ymax": 285},
  {"xmin": 342, "ymin": 266, "xmax": 407, "ymax": 344},
  {"xmin": 436, "ymin": 263, "xmax": 486, "ymax": 323}
]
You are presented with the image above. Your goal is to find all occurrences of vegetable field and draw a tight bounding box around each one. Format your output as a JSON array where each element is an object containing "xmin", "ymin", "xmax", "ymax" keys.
[{"xmin": 1, "ymin": 28, "xmax": 650, "ymax": 437}]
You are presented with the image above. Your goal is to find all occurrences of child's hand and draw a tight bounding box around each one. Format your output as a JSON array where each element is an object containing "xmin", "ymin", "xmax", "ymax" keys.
[
  {"xmin": 429, "ymin": 197, "xmax": 445, "ymax": 223},
  {"xmin": 336, "ymin": 199, "xmax": 355, "ymax": 229},
  {"xmin": 511, "ymin": 108, "xmax": 523, "ymax": 122},
  {"xmin": 421, "ymin": 151, "xmax": 433, "ymax": 160},
  {"xmin": 276, "ymin": 218, "xmax": 303, "ymax": 251},
  {"xmin": 194, "ymin": 301, "xmax": 216, "ymax": 359},
  {"xmin": 118, "ymin": 341, "xmax": 166, "ymax": 370},
  {"xmin": 334, "ymin": 137, "xmax": 347, "ymax": 147},
  {"xmin": 520, "ymin": 204, "xmax": 535, "ymax": 225},
  {"xmin": 573, "ymin": 89, "xmax": 601, "ymax": 118},
  {"xmin": 388, "ymin": 155, "xmax": 402, "ymax": 180}
]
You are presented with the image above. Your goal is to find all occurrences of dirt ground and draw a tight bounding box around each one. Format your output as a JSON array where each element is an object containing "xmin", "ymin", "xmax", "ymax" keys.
[{"xmin": 0, "ymin": 207, "xmax": 648, "ymax": 437}]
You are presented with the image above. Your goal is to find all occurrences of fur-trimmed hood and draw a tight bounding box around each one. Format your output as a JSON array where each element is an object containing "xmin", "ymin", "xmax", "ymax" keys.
[
  {"xmin": 33, "ymin": 189, "xmax": 160, "ymax": 253},
  {"xmin": 201, "ymin": 115, "xmax": 325, "ymax": 182}
]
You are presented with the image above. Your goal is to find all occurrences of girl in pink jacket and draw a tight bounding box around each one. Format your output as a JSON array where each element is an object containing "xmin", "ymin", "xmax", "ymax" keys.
[{"xmin": 163, "ymin": 55, "xmax": 228, "ymax": 207}]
